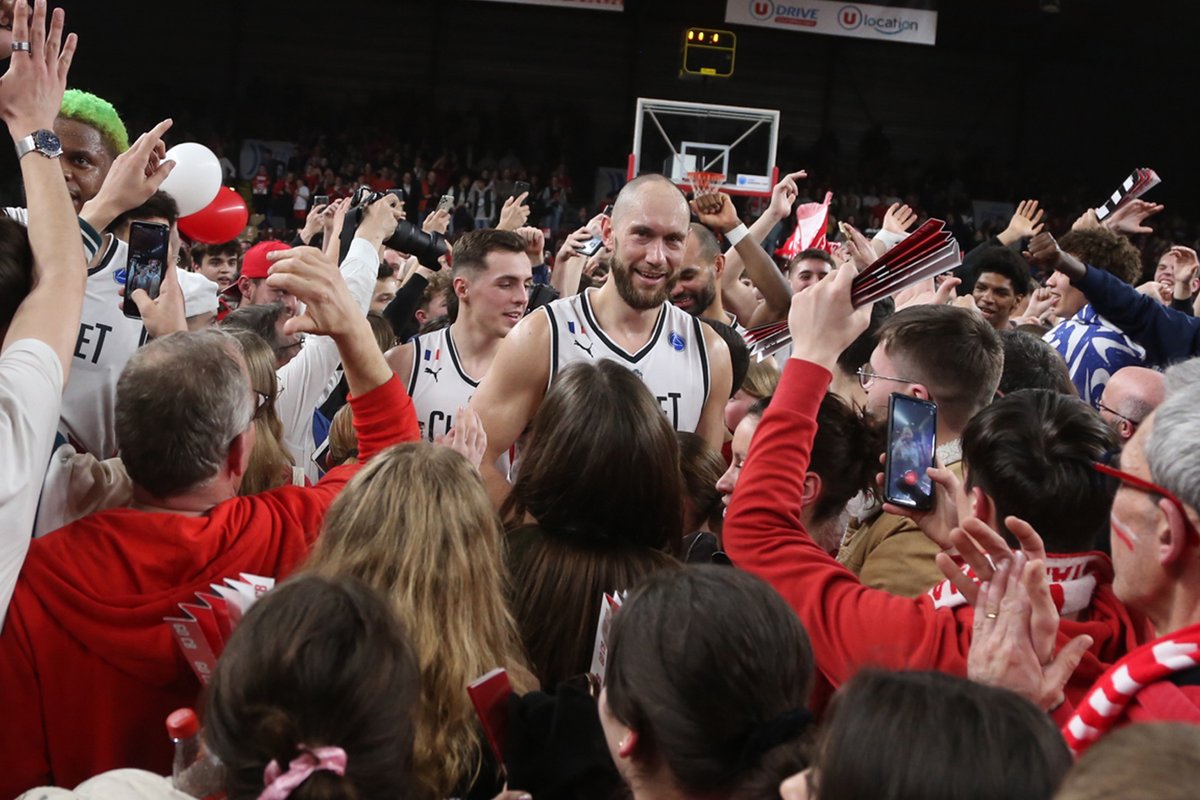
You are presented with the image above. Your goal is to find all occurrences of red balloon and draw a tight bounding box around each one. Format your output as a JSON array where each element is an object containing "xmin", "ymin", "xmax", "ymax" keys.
[{"xmin": 178, "ymin": 186, "xmax": 249, "ymax": 244}]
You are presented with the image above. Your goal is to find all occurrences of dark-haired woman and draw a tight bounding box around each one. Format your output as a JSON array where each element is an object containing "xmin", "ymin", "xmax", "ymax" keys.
[
  {"xmin": 601, "ymin": 566, "xmax": 815, "ymax": 800},
  {"xmin": 504, "ymin": 360, "xmax": 682, "ymax": 688}
]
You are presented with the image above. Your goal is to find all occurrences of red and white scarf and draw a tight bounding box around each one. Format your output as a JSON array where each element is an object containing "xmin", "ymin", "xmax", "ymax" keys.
[
  {"xmin": 928, "ymin": 552, "xmax": 1112, "ymax": 617},
  {"xmin": 1063, "ymin": 621, "xmax": 1200, "ymax": 755}
]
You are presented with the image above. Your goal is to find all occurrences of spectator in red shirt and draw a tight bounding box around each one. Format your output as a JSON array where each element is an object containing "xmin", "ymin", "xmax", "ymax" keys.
[{"xmin": 0, "ymin": 246, "xmax": 419, "ymax": 796}]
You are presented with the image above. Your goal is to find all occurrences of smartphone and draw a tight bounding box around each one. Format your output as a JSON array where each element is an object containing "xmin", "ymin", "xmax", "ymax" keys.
[
  {"xmin": 123, "ymin": 221, "xmax": 170, "ymax": 319},
  {"xmin": 512, "ymin": 180, "xmax": 531, "ymax": 204},
  {"xmin": 883, "ymin": 393, "xmax": 937, "ymax": 511},
  {"xmin": 437, "ymin": 193, "xmax": 455, "ymax": 214},
  {"xmin": 576, "ymin": 204, "xmax": 614, "ymax": 257},
  {"xmin": 313, "ymin": 194, "xmax": 330, "ymax": 208}
]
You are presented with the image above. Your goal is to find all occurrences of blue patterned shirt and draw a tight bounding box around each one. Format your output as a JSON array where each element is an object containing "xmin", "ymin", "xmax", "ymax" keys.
[{"xmin": 1045, "ymin": 305, "xmax": 1146, "ymax": 408}]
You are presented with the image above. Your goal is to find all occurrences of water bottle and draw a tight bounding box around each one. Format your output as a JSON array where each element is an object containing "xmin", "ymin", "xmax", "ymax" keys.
[{"xmin": 167, "ymin": 707, "xmax": 226, "ymax": 799}]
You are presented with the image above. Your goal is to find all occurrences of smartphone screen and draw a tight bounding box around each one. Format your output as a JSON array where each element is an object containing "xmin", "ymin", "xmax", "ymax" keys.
[
  {"xmin": 123, "ymin": 221, "xmax": 170, "ymax": 319},
  {"xmin": 884, "ymin": 393, "xmax": 937, "ymax": 510},
  {"xmin": 576, "ymin": 204, "xmax": 614, "ymax": 257},
  {"xmin": 512, "ymin": 180, "xmax": 531, "ymax": 204},
  {"xmin": 313, "ymin": 194, "xmax": 330, "ymax": 208},
  {"xmin": 437, "ymin": 193, "xmax": 454, "ymax": 214}
]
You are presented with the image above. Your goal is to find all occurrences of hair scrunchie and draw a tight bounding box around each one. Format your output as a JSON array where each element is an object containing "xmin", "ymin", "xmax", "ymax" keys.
[{"xmin": 258, "ymin": 745, "xmax": 348, "ymax": 800}]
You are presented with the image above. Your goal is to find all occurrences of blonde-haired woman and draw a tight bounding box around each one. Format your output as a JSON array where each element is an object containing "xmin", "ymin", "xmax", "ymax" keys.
[
  {"xmin": 226, "ymin": 329, "xmax": 300, "ymax": 494},
  {"xmin": 303, "ymin": 439, "xmax": 533, "ymax": 799}
]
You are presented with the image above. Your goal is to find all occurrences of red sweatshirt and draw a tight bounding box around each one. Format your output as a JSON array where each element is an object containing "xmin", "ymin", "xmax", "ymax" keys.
[
  {"xmin": 0, "ymin": 376, "xmax": 417, "ymax": 797},
  {"xmin": 723, "ymin": 359, "xmax": 1150, "ymax": 709}
]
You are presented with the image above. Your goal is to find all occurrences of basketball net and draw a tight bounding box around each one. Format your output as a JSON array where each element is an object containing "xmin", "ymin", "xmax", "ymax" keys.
[{"xmin": 688, "ymin": 171, "xmax": 726, "ymax": 199}]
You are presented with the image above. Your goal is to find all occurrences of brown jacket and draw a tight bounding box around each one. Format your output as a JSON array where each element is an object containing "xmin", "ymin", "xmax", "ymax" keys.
[{"xmin": 837, "ymin": 458, "xmax": 965, "ymax": 598}]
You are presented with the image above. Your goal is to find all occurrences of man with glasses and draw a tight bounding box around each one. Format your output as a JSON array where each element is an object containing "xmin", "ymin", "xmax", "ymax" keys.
[
  {"xmin": 0, "ymin": 246, "xmax": 420, "ymax": 795},
  {"xmin": 963, "ymin": 358, "xmax": 1200, "ymax": 754},
  {"xmin": 1096, "ymin": 366, "xmax": 1164, "ymax": 443},
  {"xmin": 839, "ymin": 304, "xmax": 1004, "ymax": 597}
]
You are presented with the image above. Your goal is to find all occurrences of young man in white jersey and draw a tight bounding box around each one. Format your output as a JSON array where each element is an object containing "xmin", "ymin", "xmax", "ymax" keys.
[
  {"xmin": 386, "ymin": 228, "xmax": 531, "ymax": 441},
  {"xmin": 470, "ymin": 173, "xmax": 733, "ymax": 505}
]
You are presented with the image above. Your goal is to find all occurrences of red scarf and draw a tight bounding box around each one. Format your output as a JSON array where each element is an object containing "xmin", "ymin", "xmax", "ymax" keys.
[
  {"xmin": 1063, "ymin": 621, "xmax": 1200, "ymax": 755},
  {"xmin": 928, "ymin": 552, "xmax": 1111, "ymax": 616}
]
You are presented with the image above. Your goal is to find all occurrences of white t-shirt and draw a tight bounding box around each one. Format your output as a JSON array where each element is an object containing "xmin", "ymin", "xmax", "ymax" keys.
[
  {"xmin": 293, "ymin": 184, "xmax": 310, "ymax": 212},
  {"xmin": 0, "ymin": 339, "xmax": 65, "ymax": 630}
]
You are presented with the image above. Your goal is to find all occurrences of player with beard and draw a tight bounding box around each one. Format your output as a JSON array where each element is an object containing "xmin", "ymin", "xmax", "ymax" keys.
[
  {"xmin": 386, "ymin": 228, "xmax": 532, "ymax": 445},
  {"xmin": 671, "ymin": 192, "xmax": 781, "ymax": 334},
  {"xmin": 470, "ymin": 174, "xmax": 733, "ymax": 505}
]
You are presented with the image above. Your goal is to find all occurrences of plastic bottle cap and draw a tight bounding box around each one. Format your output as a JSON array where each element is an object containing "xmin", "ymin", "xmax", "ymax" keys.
[{"xmin": 167, "ymin": 707, "xmax": 200, "ymax": 740}]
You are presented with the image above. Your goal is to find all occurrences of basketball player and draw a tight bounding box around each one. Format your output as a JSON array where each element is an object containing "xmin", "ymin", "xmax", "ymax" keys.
[
  {"xmin": 386, "ymin": 229, "xmax": 532, "ymax": 449},
  {"xmin": 469, "ymin": 174, "xmax": 733, "ymax": 504}
]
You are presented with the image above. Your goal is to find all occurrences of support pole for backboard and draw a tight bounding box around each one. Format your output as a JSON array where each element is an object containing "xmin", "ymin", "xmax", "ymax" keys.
[{"xmin": 702, "ymin": 118, "xmax": 767, "ymax": 173}]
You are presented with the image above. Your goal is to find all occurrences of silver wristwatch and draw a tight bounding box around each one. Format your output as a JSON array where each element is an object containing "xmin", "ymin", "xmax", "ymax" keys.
[{"xmin": 14, "ymin": 129, "xmax": 63, "ymax": 160}]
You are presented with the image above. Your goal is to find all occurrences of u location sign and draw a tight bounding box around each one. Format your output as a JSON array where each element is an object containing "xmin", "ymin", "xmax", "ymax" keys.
[{"xmin": 727, "ymin": 0, "xmax": 937, "ymax": 46}]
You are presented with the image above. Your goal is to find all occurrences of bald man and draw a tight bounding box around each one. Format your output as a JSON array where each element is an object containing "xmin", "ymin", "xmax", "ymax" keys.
[
  {"xmin": 469, "ymin": 174, "xmax": 733, "ymax": 505},
  {"xmin": 1097, "ymin": 366, "xmax": 1165, "ymax": 442}
]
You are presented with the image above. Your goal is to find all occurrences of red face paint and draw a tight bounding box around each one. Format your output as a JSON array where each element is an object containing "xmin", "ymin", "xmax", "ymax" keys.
[{"xmin": 1111, "ymin": 513, "xmax": 1139, "ymax": 552}]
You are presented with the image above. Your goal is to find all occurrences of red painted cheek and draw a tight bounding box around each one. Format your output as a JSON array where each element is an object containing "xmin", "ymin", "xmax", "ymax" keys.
[{"xmin": 1111, "ymin": 514, "xmax": 1138, "ymax": 552}]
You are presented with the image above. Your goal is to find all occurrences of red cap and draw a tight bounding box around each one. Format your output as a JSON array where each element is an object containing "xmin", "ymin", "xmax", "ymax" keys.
[
  {"xmin": 239, "ymin": 240, "xmax": 290, "ymax": 280},
  {"xmin": 166, "ymin": 707, "xmax": 200, "ymax": 740}
]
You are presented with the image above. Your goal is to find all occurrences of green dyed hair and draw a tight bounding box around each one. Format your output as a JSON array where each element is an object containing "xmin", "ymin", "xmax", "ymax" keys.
[{"xmin": 58, "ymin": 89, "xmax": 129, "ymax": 155}]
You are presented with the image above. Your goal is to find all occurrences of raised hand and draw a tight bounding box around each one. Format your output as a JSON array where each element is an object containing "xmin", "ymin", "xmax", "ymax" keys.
[
  {"xmin": 997, "ymin": 199, "xmax": 1045, "ymax": 245},
  {"xmin": 123, "ymin": 263, "xmax": 186, "ymax": 338},
  {"xmin": 1102, "ymin": 199, "xmax": 1163, "ymax": 236},
  {"xmin": 514, "ymin": 225, "xmax": 545, "ymax": 264},
  {"xmin": 1071, "ymin": 208, "xmax": 1101, "ymax": 232},
  {"xmin": 767, "ymin": 169, "xmax": 807, "ymax": 222},
  {"xmin": 1166, "ymin": 245, "xmax": 1200, "ymax": 295},
  {"xmin": 1136, "ymin": 280, "xmax": 1171, "ymax": 305},
  {"xmin": 81, "ymin": 119, "xmax": 175, "ymax": 229},
  {"xmin": 840, "ymin": 222, "xmax": 876, "ymax": 270},
  {"xmin": 1021, "ymin": 285, "xmax": 1057, "ymax": 324},
  {"xmin": 0, "ymin": 0, "xmax": 77, "ymax": 139},
  {"xmin": 967, "ymin": 553, "xmax": 1093, "ymax": 711},
  {"xmin": 690, "ymin": 191, "xmax": 740, "ymax": 234},
  {"xmin": 265, "ymin": 246, "xmax": 361, "ymax": 339},
  {"xmin": 894, "ymin": 276, "xmax": 961, "ymax": 309},
  {"xmin": 881, "ymin": 458, "xmax": 970, "ymax": 550},
  {"xmin": 1024, "ymin": 231, "xmax": 1086, "ymax": 281},
  {"xmin": 882, "ymin": 202, "xmax": 918, "ymax": 235},
  {"xmin": 322, "ymin": 197, "xmax": 351, "ymax": 261},
  {"xmin": 422, "ymin": 208, "xmax": 450, "ymax": 235},
  {"xmin": 299, "ymin": 199, "xmax": 330, "ymax": 245},
  {"xmin": 497, "ymin": 192, "xmax": 531, "ymax": 231},
  {"xmin": 556, "ymin": 226, "xmax": 593, "ymax": 265}
]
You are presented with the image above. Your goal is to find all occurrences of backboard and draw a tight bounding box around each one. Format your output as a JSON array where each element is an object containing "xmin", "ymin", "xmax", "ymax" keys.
[{"xmin": 629, "ymin": 98, "xmax": 780, "ymax": 197}]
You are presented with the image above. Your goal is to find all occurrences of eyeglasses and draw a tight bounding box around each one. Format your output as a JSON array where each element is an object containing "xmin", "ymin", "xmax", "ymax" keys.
[
  {"xmin": 1092, "ymin": 461, "xmax": 1200, "ymax": 546},
  {"xmin": 857, "ymin": 366, "xmax": 919, "ymax": 391},
  {"xmin": 1097, "ymin": 402, "xmax": 1141, "ymax": 430}
]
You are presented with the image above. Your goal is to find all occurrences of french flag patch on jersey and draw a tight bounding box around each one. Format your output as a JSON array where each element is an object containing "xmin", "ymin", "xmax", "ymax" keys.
[{"xmin": 568, "ymin": 321, "xmax": 587, "ymax": 336}]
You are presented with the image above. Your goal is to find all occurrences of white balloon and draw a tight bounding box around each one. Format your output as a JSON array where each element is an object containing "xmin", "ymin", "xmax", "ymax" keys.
[{"xmin": 159, "ymin": 142, "xmax": 222, "ymax": 216}]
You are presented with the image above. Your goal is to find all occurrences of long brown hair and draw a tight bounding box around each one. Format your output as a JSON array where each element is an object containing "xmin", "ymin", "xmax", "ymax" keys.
[
  {"xmin": 228, "ymin": 329, "xmax": 294, "ymax": 495},
  {"xmin": 304, "ymin": 443, "xmax": 532, "ymax": 798},
  {"xmin": 502, "ymin": 359, "xmax": 683, "ymax": 553}
]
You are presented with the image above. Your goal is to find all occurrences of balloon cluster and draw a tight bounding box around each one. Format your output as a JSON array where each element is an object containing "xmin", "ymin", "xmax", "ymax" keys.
[{"xmin": 160, "ymin": 143, "xmax": 249, "ymax": 244}]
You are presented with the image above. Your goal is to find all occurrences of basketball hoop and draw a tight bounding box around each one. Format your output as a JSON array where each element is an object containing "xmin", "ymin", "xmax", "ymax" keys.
[{"xmin": 688, "ymin": 171, "xmax": 726, "ymax": 198}]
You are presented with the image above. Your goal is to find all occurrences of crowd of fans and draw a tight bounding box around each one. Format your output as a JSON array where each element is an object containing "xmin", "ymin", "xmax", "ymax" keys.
[{"xmin": 5, "ymin": 3, "xmax": 1200, "ymax": 800}]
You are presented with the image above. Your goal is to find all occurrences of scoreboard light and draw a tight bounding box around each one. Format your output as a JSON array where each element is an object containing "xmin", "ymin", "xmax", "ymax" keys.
[{"xmin": 682, "ymin": 27, "xmax": 735, "ymax": 78}]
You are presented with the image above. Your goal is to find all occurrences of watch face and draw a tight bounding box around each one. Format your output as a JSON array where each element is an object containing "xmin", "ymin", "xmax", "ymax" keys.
[{"xmin": 33, "ymin": 129, "xmax": 63, "ymax": 157}]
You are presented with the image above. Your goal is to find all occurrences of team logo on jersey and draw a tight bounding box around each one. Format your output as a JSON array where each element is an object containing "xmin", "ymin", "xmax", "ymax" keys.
[
  {"xmin": 114, "ymin": 268, "xmax": 127, "ymax": 285},
  {"xmin": 425, "ymin": 367, "xmax": 441, "ymax": 382},
  {"xmin": 573, "ymin": 339, "xmax": 594, "ymax": 357},
  {"xmin": 669, "ymin": 331, "xmax": 685, "ymax": 352}
]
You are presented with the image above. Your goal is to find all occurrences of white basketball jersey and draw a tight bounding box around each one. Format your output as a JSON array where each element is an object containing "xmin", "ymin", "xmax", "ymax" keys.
[
  {"xmin": 407, "ymin": 326, "xmax": 478, "ymax": 442},
  {"xmin": 60, "ymin": 237, "xmax": 150, "ymax": 457},
  {"xmin": 543, "ymin": 289, "xmax": 712, "ymax": 432}
]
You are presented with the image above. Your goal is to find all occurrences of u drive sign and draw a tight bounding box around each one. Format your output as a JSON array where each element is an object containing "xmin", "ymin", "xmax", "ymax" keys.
[{"xmin": 725, "ymin": 0, "xmax": 937, "ymax": 46}]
